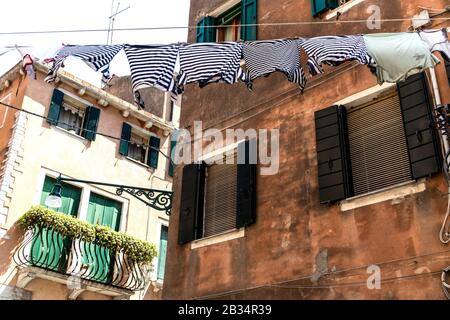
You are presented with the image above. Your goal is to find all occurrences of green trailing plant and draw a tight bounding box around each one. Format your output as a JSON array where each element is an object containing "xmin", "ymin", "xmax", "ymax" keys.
[{"xmin": 19, "ymin": 206, "xmax": 157, "ymax": 264}]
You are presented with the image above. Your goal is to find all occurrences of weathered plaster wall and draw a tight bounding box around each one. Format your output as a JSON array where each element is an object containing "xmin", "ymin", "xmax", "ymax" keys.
[{"xmin": 163, "ymin": 0, "xmax": 450, "ymax": 299}]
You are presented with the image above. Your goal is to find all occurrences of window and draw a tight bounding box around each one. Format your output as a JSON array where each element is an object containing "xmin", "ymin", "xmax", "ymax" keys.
[
  {"xmin": 311, "ymin": 0, "xmax": 355, "ymax": 17},
  {"xmin": 119, "ymin": 122, "xmax": 160, "ymax": 169},
  {"xmin": 196, "ymin": 0, "xmax": 257, "ymax": 43},
  {"xmin": 157, "ymin": 225, "xmax": 168, "ymax": 281},
  {"xmin": 315, "ymin": 72, "xmax": 442, "ymax": 204},
  {"xmin": 47, "ymin": 89, "xmax": 101, "ymax": 141},
  {"xmin": 178, "ymin": 140, "xmax": 257, "ymax": 244},
  {"xmin": 169, "ymin": 100, "xmax": 174, "ymax": 123}
]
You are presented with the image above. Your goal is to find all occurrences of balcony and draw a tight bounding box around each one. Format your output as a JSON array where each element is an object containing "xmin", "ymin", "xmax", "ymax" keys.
[{"xmin": 13, "ymin": 207, "xmax": 157, "ymax": 299}]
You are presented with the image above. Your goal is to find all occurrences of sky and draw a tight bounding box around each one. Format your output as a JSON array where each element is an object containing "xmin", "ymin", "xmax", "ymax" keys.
[{"xmin": 0, "ymin": 0, "xmax": 190, "ymax": 84}]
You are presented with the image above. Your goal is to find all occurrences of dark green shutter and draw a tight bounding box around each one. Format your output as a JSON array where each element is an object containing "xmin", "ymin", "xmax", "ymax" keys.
[
  {"xmin": 178, "ymin": 163, "xmax": 206, "ymax": 244},
  {"xmin": 196, "ymin": 16, "xmax": 216, "ymax": 43},
  {"xmin": 236, "ymin": 140, "xmax": 257, "ymax": 229},
  {"xmin": 311, "ymin": 0, "xmax": 339, "ymax": 17},
  {"xmin": 241, "ymin": 0, "xmax": 257, "ymax": 41},
  {"xmin": 397, "ymin": 72, "xmax": 442, "ymax": 179},
  {"xmin": 47, "ymin": 89, "xmax": 64, "ymax": 125},
  {"xmin": 168, "ymin": 139, "xmax": 176, "ymax": 177},
  {"xmin": 119, "ymin": 123, "xmax": 132, "ymax": 156},
  {"xmin": 82, "ymin": 106, "xmax": 101, "ymax": 141},
  {"xmin": 445, "ymin": 59, "xmax": 450, "ymax": 86},
  {"xmin": 147, "ymin": 136, "xmax": 160, "ymax": 169},
  {"xmin": 315, "ymin": 105, "xmax": 354, "ymax": 204}
]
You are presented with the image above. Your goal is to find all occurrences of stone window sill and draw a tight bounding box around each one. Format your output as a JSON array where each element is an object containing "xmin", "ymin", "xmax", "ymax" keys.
[
  {"xmin": 340, "ymin": 178, "xmax": 426, "ymax": 212},
  {"xmin": 190, "ymin": 228, "xmax": 245, "ymax": 250},
  {"xmin": 125, "ymin": 156, "xmax": 155, "ymax": 172},
  {"xmin": 53, "ymin": 126, "xmax": 88, "ymax": 143}
]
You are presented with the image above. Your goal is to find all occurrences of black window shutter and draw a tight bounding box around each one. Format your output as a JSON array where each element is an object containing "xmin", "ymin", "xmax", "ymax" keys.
[
  {"xmin": 178, "ymin": 163, "xmax": 206, "ymax": 244},
  {"xmin": 315, "ymin": 105, "xmax": 353, "ymax": 204},
  {"xmin": 47, "ymin": 89, "xmax": 64, "ymax": 125},
  {"xmin": 147, "ymin": 136, "xmax": 160, "ymax": 169},
  {"xmin": 82, "ymin": 106, "xmax": 101, "ymax": 141},
  {"xmin": 236, "ymin": 140, "xmax": 257, "ymax": 229},
  {"xmin": 397, "ymin": 72, "xmax": 442, "ymax": 179},
  {"xmin": 119, "ymin": 123, "xmax": 132, "ymax": 156}
]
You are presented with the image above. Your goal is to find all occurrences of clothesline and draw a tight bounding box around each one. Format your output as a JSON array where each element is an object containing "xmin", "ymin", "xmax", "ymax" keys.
[{"xmin": 0, "ymin": 18, "xmax": 449, "ymax": 36}]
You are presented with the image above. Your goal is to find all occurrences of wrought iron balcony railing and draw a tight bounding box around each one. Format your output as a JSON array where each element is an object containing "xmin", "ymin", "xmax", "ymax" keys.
[{"xmin": 14, "ymin": 226, "xmax": 152, "ymax": 291}]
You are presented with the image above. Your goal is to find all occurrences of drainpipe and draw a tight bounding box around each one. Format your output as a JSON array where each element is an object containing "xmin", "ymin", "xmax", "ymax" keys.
[{"xmin": 429, "ymin": 67, "xmax": 450, "ymax": 244}]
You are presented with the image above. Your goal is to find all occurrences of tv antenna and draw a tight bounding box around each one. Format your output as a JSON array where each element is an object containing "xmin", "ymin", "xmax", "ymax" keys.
[{"xmin": 106, "ymin": 0, "xmax": 130, "ymax": 45}]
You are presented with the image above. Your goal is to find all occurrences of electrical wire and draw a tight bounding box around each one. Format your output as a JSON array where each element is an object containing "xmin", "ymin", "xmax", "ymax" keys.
[
  {"xmin": 0, "ymin": 18, "xmax": 449, "ymax": 36},
  {"xmin": 0, "ymin": 100, "xmax": 175, "ymax": 164}
]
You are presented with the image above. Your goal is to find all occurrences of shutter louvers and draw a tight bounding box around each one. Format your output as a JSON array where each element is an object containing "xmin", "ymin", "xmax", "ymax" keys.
[
  {"xmin": 196, "ymin": 17, "xmax": 216, "ymax": 43},
  {"xmin": 147, "ymin": 136, "xmax": 160, "ymax": 169},
  {"xmin": 315, "ymin": 105, "xmax": 353, "ymax": 203},
  {"xmin": 82, "ymin": 106, "xmax": 101, "ymax": 141},
  {"xmin": 397, "ymin": 72, "xmax": 442, "ymax": 179},
  {"xmin": 47, "ymin": 89, "xmax": 64, "ymax": 125},
  {"xmin": 236, "ymin": 140, "xmax": 257, "ymax": 229},
  {"xmin": 168, "ymin": 140, "xmax": 176, "ymax": 177},
  {"xmin": 178, "ymin": 163, "xmax": 206, "ymax": 244},
  {"xmin": 241, "ymin": 0, "xmax": 257, "ymax": 41},
  {"xmin": 119, "ymin": 123, "xmax": 132, "ymax": 156}
]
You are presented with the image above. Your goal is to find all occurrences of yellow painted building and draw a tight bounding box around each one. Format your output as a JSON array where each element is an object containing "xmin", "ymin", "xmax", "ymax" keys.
[{"xmin": 0, "ymin": 61, "xmax": 180, "ymax": 300}]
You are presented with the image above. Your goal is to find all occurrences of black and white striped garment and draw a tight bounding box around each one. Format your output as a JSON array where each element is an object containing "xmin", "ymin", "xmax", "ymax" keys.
[
  {"xmin": 243, "ymin": 39, "xmax": 306, "ymax": 92},
  {"xmin": 302, "ymin": 35, "xmax": 371, "ymax": 76},
  {"xmin": 124, "ymin": 44, "xmax": 180, "ymax": 106},
  {"xmin": 175, "ymin": 42, "xmax": 246, "ymax": 95},
  {"xmin": 45, "ymin": 44, "xmax": 124, "ymax": 85}
]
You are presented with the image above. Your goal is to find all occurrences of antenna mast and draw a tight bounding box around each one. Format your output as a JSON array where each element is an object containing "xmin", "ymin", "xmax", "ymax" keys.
[{"xmin": 106, "ymin": 0, "xmax": 130, "ymax": 45}]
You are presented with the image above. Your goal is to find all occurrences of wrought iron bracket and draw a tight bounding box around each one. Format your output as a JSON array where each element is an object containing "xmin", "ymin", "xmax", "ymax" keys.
[{"xmin": 56, "ymin": 176, "xmax": 173, "ymax": 215}]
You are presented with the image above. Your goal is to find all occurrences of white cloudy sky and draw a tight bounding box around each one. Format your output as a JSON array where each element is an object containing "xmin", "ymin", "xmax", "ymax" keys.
[{"xmin": 0, "ymin": 0, "xmax": 190, "ymax": 84}]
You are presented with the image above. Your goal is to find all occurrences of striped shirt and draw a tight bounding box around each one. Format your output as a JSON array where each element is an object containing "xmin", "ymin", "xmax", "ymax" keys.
[
  {"xmin": 124, "ymin": 44, "xmax": 180, "ymax": 106},
  {"xmin": 175, "ymin": 42, "xmax": 246, "ymax": 95},
  {"xmin": 303, "ymin": 35, "xmax": 371, "ymax": 76},
  {"xmin": 45, "ymin": 45, "xmax": 124, "ymax": 85},
  {"xmin": 243, "ymin": 39, "xmax": 306, "ymax": 92}
]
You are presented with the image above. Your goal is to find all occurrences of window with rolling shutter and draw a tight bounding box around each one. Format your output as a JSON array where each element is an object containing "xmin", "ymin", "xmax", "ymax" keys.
[
  {"xmin": 203, "ymin": 157, "xmax": 238, "ymax": 237},
  {"xmin": 347, "ymin": 92, "xmax": 412, "ymax": 196}
]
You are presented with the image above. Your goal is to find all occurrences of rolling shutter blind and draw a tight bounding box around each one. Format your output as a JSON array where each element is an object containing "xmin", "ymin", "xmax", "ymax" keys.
[
  {"xmin": 204, "ymin": 157, "xmax": 238, "ymax": 237},
  {"xmin": 347, "ymin": 93, "xmax": 412, "ymax": 196},
  {"xmin": 315, "ymin": 105, "xmax": 353, "ymax": 203},
  {"xmin": 241, "ymin": 0, "xmax": 257, "ymax": 41},
  {"xmin": 82, "ymin": 106, "xmax": 101, "ymax": 141},
  {"xmin": 397, "ymin": 72, "xmax": 442, "ymax": 179},
  {"xmin": 48, "ymin": 89, "xmax": 64, "ymax": 125},
  {"xmin": 178, "ymin": 163, "xmax": 206, "ymax": 244}
]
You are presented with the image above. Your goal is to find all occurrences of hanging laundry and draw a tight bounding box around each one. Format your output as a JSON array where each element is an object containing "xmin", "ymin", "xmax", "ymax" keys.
[
  {"xmin": 303, "ymin": 35, "xmax": 371, "ymax": 76},
  {"xmin": 364, "ymin": 32, "xmax": 440, "ymax": 84},
  {"xmin": 175, "ymin": 42, "xmax": 246, "ymax": 95},
  {"xmin": 419, "ymin": 28, "xmax": 450, "ymax": 61},
  {"xmin": 45, "ymin": 44, "xmax": 123, "ymax": 86},
  {"xmin": 22, "ymin": 54, "xmax": 36, "ymax": 79},
  {"xmin": 124, "ymin": 44, "xmax": 180, "ymax": 108},
  {"xmin": 242, "ymin": 39, "xmax": 306, "ymax": 92}
]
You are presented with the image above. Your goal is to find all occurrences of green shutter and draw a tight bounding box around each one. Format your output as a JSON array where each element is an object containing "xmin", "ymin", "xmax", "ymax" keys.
[
  {"xmin": 196, "ymin": 16, "xmax": 216, "ymax": 43},
  {"xmin": 241, "ymin": 0, "xmax": 257, "ymax": 41},
  {"xmin": 157, "ymin": 225, "xmax": 168, "ymax": 281},
  {"xmin": 47, "ymin": 89, "xmax": 64, "ymax": 125},
  {"xmin": 147, "ymin": 136, "xmax": 160, "ymax": 169},
  {"xmin": 82, "ymin": 106, "xmax": 101, "ymax": 141},
  {"xmin": 32, "ymin": 176, "xmax": 81, "ymax": 272},
  {"xmin": 311, "ymin": 0, "xmax": 339, "ymax": 17},
  {"xmin": 119, "ymin": 122, "xmax": 132, "ymax": 156},
  {"xmin": 168, "ymin": 139, "xmax": 176, "ymax": 177},
  {"xmin": 84, "ymin": 193, "xmax": 122, "ymax": 283}
]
